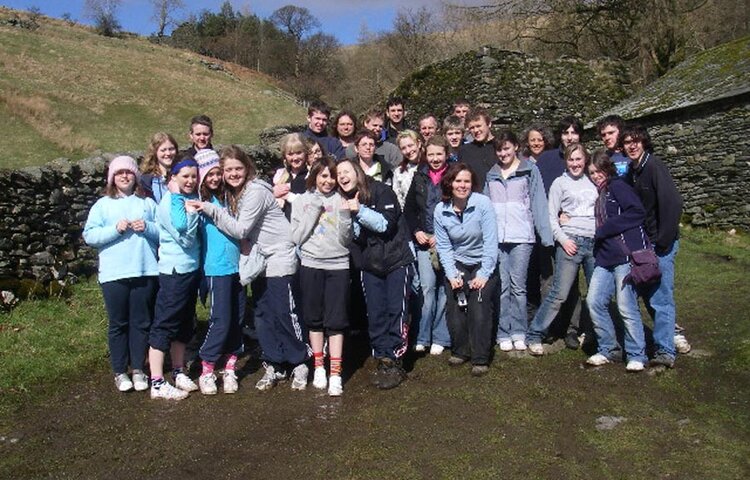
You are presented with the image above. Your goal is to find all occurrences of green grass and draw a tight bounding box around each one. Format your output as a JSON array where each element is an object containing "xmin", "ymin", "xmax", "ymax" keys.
[{"xmin": 0, "ymin": 7, "xmax": 305, "ymax": 168}]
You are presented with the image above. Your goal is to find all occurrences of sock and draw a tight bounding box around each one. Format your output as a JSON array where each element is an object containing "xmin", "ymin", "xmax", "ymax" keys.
[
  {"xmin": 225, "ymin": 354, "xmax": 238, "ymax": 371},
  {"xmin": 330, "ymin": 357, "xmax": 342, "ymax": 377},
  {"xmin": 201, "ymin": 361, "xmax": 215, "ymax": 376},
  {"xmin": 313, "ymin": 351, "xmax": 324, "ymax": 369},
  {"xmin": 151, "ymin": 377, "xmax": 165, "ymax": 388}
]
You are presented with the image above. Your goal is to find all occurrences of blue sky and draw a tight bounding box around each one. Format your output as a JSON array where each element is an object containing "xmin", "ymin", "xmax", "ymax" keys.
[{"xmin": 0, "ymin": 0, "xmax": 473, "ymax": 45}]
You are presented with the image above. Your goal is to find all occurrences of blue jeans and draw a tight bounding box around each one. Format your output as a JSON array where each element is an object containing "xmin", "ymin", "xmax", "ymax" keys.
[
  {"xmin": 528, "ymin": 236, "xmax": 595, "ymax": 344},
  {"xmin": 415, "ymin": 249, "xmax": 449, "ymax": 347},
  {"xmin": 587, "ymin": 263, "xmax": 647, "ymax": 362},
  {"xmin": 644, "ymin": 240, "xmax": 679, "ymax": 359},
  {"xmin": 496, "ymin": 243, "xmax": 534, "ymax": 343}
]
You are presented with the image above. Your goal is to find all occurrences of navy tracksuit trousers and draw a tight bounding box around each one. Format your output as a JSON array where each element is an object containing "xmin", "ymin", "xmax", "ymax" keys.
[
  {"xmin": 199, "ymin": 274, "xmax": 245, "ymax": 363},
  {"xmin": 361, "ymin": 265, "xmax": 413, "ymax": 360}
]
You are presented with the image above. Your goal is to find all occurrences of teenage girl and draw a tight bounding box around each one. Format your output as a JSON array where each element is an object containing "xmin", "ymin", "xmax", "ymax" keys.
[
  {"xmin": 393, "ymin": 130, "xmax": 423, "ymax": 208},
  {"xmin": 195, "ymin": 146, "xmax": 310, "ymax": 391},
  {"xmin": 84, "ymin": 156, "xmax": 159, "ymax": 393},
  {"xmin": 194, "ymin": 149, "xmax": 244, "ymax": 394},
  {"xmin": 484, "ymin": 131, "xmax": 553, "ymax": 352},
  {"xmin": 273, "ymin": 133, "xmax": 311, "ymax": 219},
  {"xmin": 290, "ymin": 157, "xmax": 352, "ymax": 396},
  {"xmin": 148, "ymin": 157, "xmax": 202, "ymax": 400},
  {"xmin": 140, "ymin": 132, "xmax": 178, "ymax": 203},
  {"xmin": 337, "ymin": 159, "xmax": 414, "ymax": 390}
]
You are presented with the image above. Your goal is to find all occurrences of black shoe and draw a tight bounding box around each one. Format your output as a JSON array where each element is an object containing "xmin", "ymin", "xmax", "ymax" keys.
[
  {"xmin": 470, "ymin": 365, "xmax": 489, "ymax": 376},
  {"xmin": 564, "ymin": 331, "xmax": 581, "ymax": 350},
  {"xmin": 447, "ymin": 356, "xmax": 467, "ymax": 367},
  {"xmin": 649, "ymin": 352, "xmax": 675, "ymax": 369},
  {"xmin": 375, "ymin": 358, "xmax": 406, "ymax": 390}
]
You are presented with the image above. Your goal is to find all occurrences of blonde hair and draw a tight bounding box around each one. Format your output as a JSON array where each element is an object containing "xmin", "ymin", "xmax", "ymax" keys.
[
  {"xmin": 279, "ymin": 133, "xmax": 309, "ymax": 167},
  {"xmin": 141, "ymin": 132, "xmax": 178, "ymax": 176}
]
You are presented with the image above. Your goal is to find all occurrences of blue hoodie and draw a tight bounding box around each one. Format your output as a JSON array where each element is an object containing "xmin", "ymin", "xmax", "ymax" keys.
[
  {"xmin": 156, "ymin": 191, "xmax": 201, "ymax": 274},
  {"xmin": 200, "ymin": 196, "xmax": 240, "ymax": 277}
]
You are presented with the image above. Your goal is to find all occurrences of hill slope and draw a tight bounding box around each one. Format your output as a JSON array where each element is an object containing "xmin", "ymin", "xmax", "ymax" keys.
[{"xmin": 0, "ymin": 8, "xmax": 305, "ymax": 168}]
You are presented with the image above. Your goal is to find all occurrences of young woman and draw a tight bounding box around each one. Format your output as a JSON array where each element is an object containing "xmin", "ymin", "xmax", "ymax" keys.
[
  {"xmin": 194, "ymin": 149, "xmax": 244, "ymax": 394},
  {"xmin": 337, "ymin": 159, "xmax": 413, "ymax": 390},
  {"xmin": 84, "ymin": 156, "xmax": 159, "ymax": 393},
  {"xmin": 484, "ymin": 131, "xmax": 553, "ymax": 351},
  {"xmin": 273, "ymin": 133, "xmax": 311, "ymax": 219},
  {"xmin": 393, "ymin": 130, "xmax": 423, "ymax": 208},
  {"xmin": 586, "ymin": 150, "xmax": 649, "ymax": 372},
  {"xmin": 332, "ymin": 110, "xmax": 358, "ymax": 150},
  {"xmin": 404, "ymin": 136, "xmax": 451, "ymax": 355},
  {"xmin": 291, "ymin": 157, "xmax": 352, "ymax": 396},
  {"xmin": 140, "ymin": 132, "xmax": 178, "ymax": 203},
  {"xmin": 148, "ymin": 158, "xmax": 202, "ymax": 400},
  {"xmin": 194, "ymin": 146, "xmax": 310, "ymax": 391},
  {"xmin": 527, "ymin": 143, "xmax": 598, "ymax": 355},
  {"xmin": 434, "ymin": 163, "xmax": 498, "ymax": 375},
  {"xmin": 352, "ymin": 131, "xmax": 393, "ymax": 185}
]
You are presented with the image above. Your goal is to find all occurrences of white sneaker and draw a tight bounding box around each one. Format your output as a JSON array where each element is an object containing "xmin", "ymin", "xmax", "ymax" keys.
[
  {"xmin": 312, "ymin": 367, "xmax": 327, "ymax": 390},
  {"xmin": 199, "ymin": 373, "xmax": 217, "ymax": 395},
  {"xmin": 513, "ymin": 340, "xmax": 527, "ymax": 351},
  {"xmin": 150, "ymin": 381, "xmax": 188, "ymax": 400},
  {"xmin": 626, "ymin": 360, "xmax": 645, "ymax": 372},
  {"xmin": 414, "ymin": 344, "xmax": 427, "ymax": 352},
  {"xmin": 498, "ymin": 340, "xmax": 513, "ymax": 352},
  {"xmin": 674, "ymin": 334, "xmax": 692, "ymax": 354},
  {"xmin": 131, "ymin": 370, "xmax": 149, "ymax": 391},
  {"xmin": 587, "ymin": 353, "xmax": 611, "ymax": 366},
  {"xmin": 328, "ymin": 375, "xmax": 343, "ymax": 397},
  {"xmin": 174, "ymin": 373, "xmax": 198, "ymax": 392},
  {"xmin": 430, "ymin": 344, "xmax": 445, "ymax": 355},
  {"xmin": 528, "ymin": 343, "xmax": 544, "ymax": 356},
  {"xmin": 256, "ymin": 365, "xmax": 282, "ymax": 391},
  {"xmin": 291, "ymin": 363, "xmax": 309, "ymax": 391},
  {"xmin": 223, "ymin": 370, "xmax": 238, "ymax": 394},
  {"xmin": 114, "ymin": 373, "xmax": 133, "ymax": 392}
]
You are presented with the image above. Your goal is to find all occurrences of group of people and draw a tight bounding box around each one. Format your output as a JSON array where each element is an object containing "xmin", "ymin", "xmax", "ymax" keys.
[{"xmin": 84, "ymin": 97, "xmax": 690, "ymax": 400}]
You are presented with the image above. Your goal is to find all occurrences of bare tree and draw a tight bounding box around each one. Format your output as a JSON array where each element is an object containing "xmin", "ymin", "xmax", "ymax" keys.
[
  {"xmin": 150, "ymin": 0, "xmax": 184, "ymax": 37},
  {"xmin": 270, "ymin": 5, "xmax": 321, "ymax": 77},
  {"xmin": 83, "ymin": 0, "xmax": 121, "ymax": 37}
]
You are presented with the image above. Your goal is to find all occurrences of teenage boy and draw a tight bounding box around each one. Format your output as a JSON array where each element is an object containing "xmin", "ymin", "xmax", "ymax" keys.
[
  {"xmin": 596, "ymin": 115, "xmax": 630, "ymax": 177},
  {"xmin": 384, "ymin": 97, "xmax": 408, "ymax": 144},
  {"xmin": 185, "ymin": 115, "xmax": 214, "ymax": 158},
  {"xmin": 346, "ymin": 110, "xmax": 402, "ymax": 169},
  {"xmin": 457, "ymin": 108, "xmax": 495, "ymax": 187},
  {"xmin": 418, "ymin": 114, "xmax": 439, "ymax": 143},
  {"xmin": 452, "ymin": 98, "xmax": 473, "ymax": 143},
  {"xmin": 442, "ymin": 115, "xmax": 465, "ymax": 163},
  {"xmin": 303, "ymin": 100, "xmax": 345, "ymax": 161}
]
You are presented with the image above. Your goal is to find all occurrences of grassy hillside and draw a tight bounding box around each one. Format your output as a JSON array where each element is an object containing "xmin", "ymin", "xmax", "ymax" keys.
[{"xmin": 0, "ymin": 7, "xmax": 305, "ymax": 168}]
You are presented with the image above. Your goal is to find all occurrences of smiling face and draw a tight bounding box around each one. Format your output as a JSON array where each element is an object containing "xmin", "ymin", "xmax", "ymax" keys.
[
  {"xmin": 386, "ymin": 104, "xmax": 404, "ymax": 124},
  {"xmin": 355, "ymin": 137, "xmax": 376, "ymax": 162},
  {"xmin": 316, "ymin": 166, "xmax": 336, "ymax": 194},
  {"xmin": 285, "ymin": 149, "xmax": 307, "ymax": 173},
  {"xmin": 561, "ymin": 125, "xmax": 580, "ymax": 148},
  {"xmin": 222, "ymin": 158, "xmax": 247, "ymax": 190},
  {"xmin": 566, "ymin": 147, "xmax": 586, "ymax": 178},
  {"xmin": 398, "ymin": 137, "xmax": 421, "ymax": 164},
  {"xmin": 588, "ymin": 164, "xmax": 607, "ymax": 188},
  {"xmin": 467, "ymin": 118, "xmax": 491, "ymax": 143},
  {"xmin": 189, "ymin": 124, "xmax": 212, "ymax": 150},
  {"xmin": 364, "ymin": 117, "xmax": 384, "ymax": 138},
  {"xmin": 600, "ymin": 124, "xmax": 620, "ymax": 150},
  {"xmin": 452, "ymin": 169, "xmax": 472, "ymax": 200},
  {"xmin": 445, "ymin": 129, "xmax": 463, "ymax": 148},
  {"xmin": 113, "ymin": 169, "xmax": 136, "ymax": 196},
  {"xmin": 336, "ymin": 161, "xmax": 358, "ymax": 194},
  {"xmin": 419, "ymin": 117, "xmax": 438, "ymax": 141},
  {"xmin": 527, "ymin": 130, "xmax": 545, "ymax": 157},
  {"xmin": 156, "ymin": 140, "xmax": 177, "ymax": 173},
  {"xmin": 336, "ymin": 114, "xmax": 355, "ymax": 138},
  {"xmin": 203, "ymin": 167, "xmax": 222, "ymax": 191},
  {"xmin": 622, "ymin": 135, "xmax": 645, "ymax": 162},
  {"xmin": 425, "ymin": 144, "xmax": 447, "ymax": 171},
  {"xmin": 308, "ymin": 143, "xmax": 323, "ymax": 164},
  {"xmin": 495, "ymin": 141, "xmax": 518, "ymax": 166},
  {"xmin": 174, "ymin": 166, "xmax": 198, "ymax": 195},
  {"xmin": 308, "ymin": 110, "xmax": 329, "ymax": 134}
]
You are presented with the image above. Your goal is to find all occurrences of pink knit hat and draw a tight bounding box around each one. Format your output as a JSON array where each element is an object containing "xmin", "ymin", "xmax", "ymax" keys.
[
  {"xmin": 107, "ymin": 155, "xmax": 140, "ymax": 186},
  {"xmin": 194, "ymin": 148, "xmax": 220, "ymax": 188}
]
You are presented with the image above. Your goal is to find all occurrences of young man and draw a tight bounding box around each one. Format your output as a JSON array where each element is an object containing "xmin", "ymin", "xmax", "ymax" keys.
[
  {"xmin": 185, "ymin": 115, "xmax": 214, "ymax": 158},
  {"xmin": 303, "ymin": 101, "xmax": 345, "ymax": 161},
  {"xmin": 622, "ymin": 124, "xmax": 685, "ymax": 367},
  {"xmin": 596, "ymin": 115, "xmax": 630, "ymax": 177},
  {"xmin": 457, "ymin": 109, "xmax": 495, "ymax": 187},
  {"xmin": 418, "ymin": 114, "xmax": 439, "ymax": 143},
  {"xmin": 452, "ymin": 98, "xmax": 473, "ymax": 143},
  {"xmin": 442, "ymin": 115, "xmax": 465, "ymax": 163},
  {"xmin": 346, "ymin": 110, "xmax": 402, "ymax": 169},
  {"xmin": 384, "ymin": 97, "xmax": 408, "ymax": 144}
]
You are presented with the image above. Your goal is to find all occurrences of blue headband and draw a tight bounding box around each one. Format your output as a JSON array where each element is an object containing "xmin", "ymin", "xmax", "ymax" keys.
[{"xmin": 171, "ymin": 158, "xmax": 199, "ymax": 175}]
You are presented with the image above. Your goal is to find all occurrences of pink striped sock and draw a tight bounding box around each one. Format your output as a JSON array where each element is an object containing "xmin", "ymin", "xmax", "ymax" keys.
[
  {"xmin": 201, "ymin": 360, "xmax": 215, "ymax": 375},
  {"xmin": 225, "ymin": 355, "xmax": 238, "ymax": 371}
]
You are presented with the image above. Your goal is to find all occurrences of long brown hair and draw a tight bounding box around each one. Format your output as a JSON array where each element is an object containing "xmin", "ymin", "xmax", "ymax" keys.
[
  {"xmin": 305, "ymin": 156, "xmax": 337, "ymax": 192},
  {"xmin": 219, "ymin": 145, "xmax": 257, "ymax": 216},
  {"xmin": 337, "ymin": 158, "xmax": 371, "ymax": 204},
  {"xmin": 141, "ymin": 132, "xmax": 178, "ymax": 176}
]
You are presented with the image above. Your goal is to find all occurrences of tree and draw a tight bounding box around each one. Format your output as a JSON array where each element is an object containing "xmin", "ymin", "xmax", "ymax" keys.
[
  {"xmin": 150, "ymin": 0, "xmax": 184, "ymax": 37},
  {"xmin": 83, "ymin": 0, "xmax": 121, "ymax": 37},
  {"xmin": 270, "ymin": 5, "xmax": 321, "ymax": 77}
]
